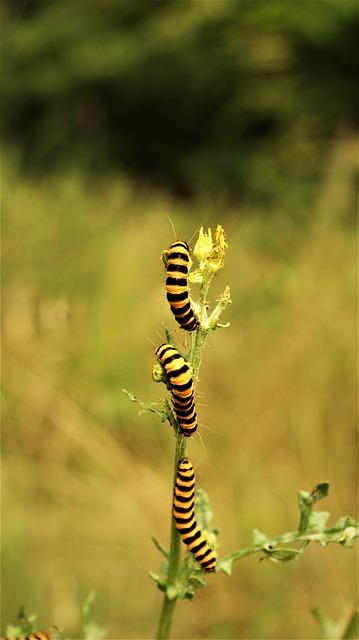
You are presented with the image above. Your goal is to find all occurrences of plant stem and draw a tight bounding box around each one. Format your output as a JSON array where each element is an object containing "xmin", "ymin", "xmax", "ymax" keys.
[
  {"xmin": 156, "ymin": 283, "xmax": 212, "ymax": 640},
  {"xmin": 156, "ymin": 432, "xmax": 185, "ymax": 640}
]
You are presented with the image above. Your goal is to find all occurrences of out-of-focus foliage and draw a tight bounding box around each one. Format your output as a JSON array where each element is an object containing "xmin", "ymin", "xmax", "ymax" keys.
[
  {"xmin": 2, "ymin": 1, "xmax": 357, "ymax": 637},
  {"xmin": 1, "ymin": 133, "xmax": 357, "ymax": 638},
  {"xmin": 2, "ymin": 0, "xmax": 358, "ymax": 204}
]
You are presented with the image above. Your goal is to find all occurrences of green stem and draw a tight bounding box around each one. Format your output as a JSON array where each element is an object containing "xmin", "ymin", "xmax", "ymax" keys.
[
  {"xmin": 157, "ymin": 432, "xmax": 185, "ymax": 640},
  {"xmin": 156, "ymin": 596, "xmax": 176, "ymax": 640},
  {"xmin": 219, "ymin": 526, "xmax": 359, "ymax": 571},
  {"xmin": 156, "ymin": 276, "xmax": 213, "ymax": 640}
]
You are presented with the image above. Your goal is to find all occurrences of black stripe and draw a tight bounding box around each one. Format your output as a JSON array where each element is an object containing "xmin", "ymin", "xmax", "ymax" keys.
[
  {"xmin": 174, "ymin": 403, "xmax": 195, "ymax": 416},
  {"xmin": 173, "ymin": 503, "xmax": 193, "ymax": 514},
  {"xmin": 183, "ymin": 321, "xmax": 198, "ymax": 332},
  {"xmin": 181, "ymin": 426, "xmax": 197, "ymax": 436},
  {"xmin": 176, "ymin": 486, "xmax": 194, "ymax": 496},
  {"xmin": 178, "ymin": 415, "xmax": 197, "ymax": 426},
  {"xmin": 180, "ymin": 317, "xmax": 198, "ymax": 329},
  {"xmin": 172, "ymin": 392, "xmax": 194, "ymax": 404},
  {"xmin": 167, "ymin": 364, "xmax": 189, "ymax": 379},
  {"xmin": 177, "ymin": 520, "xmax": 197, "ymax": 534},
  {"xmin": 176, "ymin": 468, "xmax": 192, "ymax": 478},
  {"xmin": 176, "ymin": 409, "xmax": 195, "ymax": 421},
  {"xmin": 173, "ymin": 399, "xmax": 194, "ymax": 411},
  {"xmin": 162, "ymin": 353, "xmax": 181, "ymax": 366},
  {"xmin": 177, "ymin": 470, "xmax": 195, "ymax": 482},
  {"xmin": 172, "ymin": 394, "xmax": 195, "ymax": 410},
  {"xmin": 198, "ymin": 555, "xmax": 214, "ymax": 568},
  {"xmin": 183, "ymin": 529, "xmax": 201, "ymax": 545},
  {"xmin": 170, "ymin": 241, "xmax": 189, "ymax": 251},
  {"xmin": 175, "ymin": 478, "xmax": 194, "ymax": 488},
  {"xmin": 172, "ymin": 302, "xmax": 191, "ymax": 316},
  {"xmin": 175, "ymin": 485, "xmax": 194, "ymax": 496},
  {"xmin": 201, "ymin": 556, "xmax": 215, "ymax": 567},
  {"xmin": 167, "ymin": 291, "xmax": 188, "ymax": 302},
  {"xmin": 171, "ymin": 379, "xmax": 193, "ymax": 392},
  {"xmin": 191, "ymin": 538, "xmax": 207, "ymax": 555},
  {"xmin": 156, "ymin": 344, "xmax": 172, "ymax": 358},
  {"xmin": 178, "ymin": 310, "xmax": 197, "ymax": 325},
  {"xmin": 175, "ymin": 513, "xmax": 195, "ymax": 525},
  {"xmin": 167, "ymin": 251, "xmax": 190, "ymax": 262},
  {"xmin": 196, "ymin": 546, "xmax": 212, "ymax": 562},
  {"xmin": 180, "ymin": 424, "xmax": 197, "ymax": 433},
  {"xmin": 167, "ymin": 263, "xmax": 188, "ymax": 275},
  {"xmin": 166, "ymin": 277, "xmax": 188, "ymax": 287},
  {"xmin": 174, "ymin": 492, "xmax": 194, "ymax": 504}
]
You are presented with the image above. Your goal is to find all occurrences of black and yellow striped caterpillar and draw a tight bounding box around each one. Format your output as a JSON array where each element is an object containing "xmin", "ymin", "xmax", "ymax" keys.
[
  {"xmin": 164, "ymin": 241, "xmax": 199, "ymax": 332},
  {"xmin": 155, "ymin": 343, "xmax": 197, "ymax": 437},
  {"xmin": 173, "ymin": 458, "xmax": 216, "ymax": 572},
  {"xmin": 1, "ymin": 634, "xmax": 50, "ymax": 640}
]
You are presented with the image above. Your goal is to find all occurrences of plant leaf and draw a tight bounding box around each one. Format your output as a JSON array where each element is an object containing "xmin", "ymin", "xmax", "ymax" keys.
[
  {"xmin": 217, "ymin": 557, "xmax": 234, "ymax": 575},
  {"xmin": 195, "ymin": 488, "xmax": 213, "ymax": 530},
  {"xmin": 252, "ymin": 529, "xmax": 269, "ymax": 545},
  {"xmin": 152, "ymin": 536, "xmax": 169, "ymax": 558},
  {"xmin": 82, "ymin": 591, "xmax": 107, "ymax": 640},
  {"xmin": 342, "ymin": 610, "xmax": 359, "ymax": 639},
  {"xmin": 262, "ymin": 546, "xmax": 303, "ymax": 562},
  {"xmin": 308, "ymin": 511, "xmax": 330, "ymax": 532}
]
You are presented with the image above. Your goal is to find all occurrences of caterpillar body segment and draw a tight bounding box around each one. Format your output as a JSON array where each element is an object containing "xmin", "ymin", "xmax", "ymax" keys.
[
  {"xmin": 155, "ymin": 343, "xmax": 197, "ymax": 436},
  {"xmin": 164, "ymin": 241, "xmax": 199, "ymax": 332},
  {"xmin": 173, "ymin": 458, "xmax": 216, "ymax": 572},
  {"xmin": 1, "ymin": 634, "xmax": 50, "ymax": 640}
]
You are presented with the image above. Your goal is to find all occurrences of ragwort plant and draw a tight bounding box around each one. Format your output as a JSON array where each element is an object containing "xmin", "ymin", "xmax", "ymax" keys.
[
  {"xmin": 2, "ymin": 226, "xmax": 358, "ymax": 640},
  {"xmin": 123, "ymin": 225, "xmax": 358, "ymax": 640}
]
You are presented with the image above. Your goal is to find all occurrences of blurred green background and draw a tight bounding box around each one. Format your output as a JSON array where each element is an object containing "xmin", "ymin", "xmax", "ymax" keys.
[{"xmin": 2, "ymin": 1, "xmax": 357, "ymax": 638}]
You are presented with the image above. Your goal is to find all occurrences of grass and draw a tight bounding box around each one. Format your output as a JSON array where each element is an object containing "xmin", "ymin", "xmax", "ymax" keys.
[{"xmin": 1, "ymin": 136, "xmax": 357, "ymax": 638}]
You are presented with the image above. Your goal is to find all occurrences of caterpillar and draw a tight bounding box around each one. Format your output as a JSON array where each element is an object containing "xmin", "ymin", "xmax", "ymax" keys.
[
  {"xmin": 155, "ymin": 343, "xmax": 197, "ymax": 436},
  {"xmin": 164, "ymin": 241, "xmax": 199, "ymax": 332},
  {"xmin": 1, "ymin": 634, "xmax": 50, "ymax": 640},
  {"xmin": 173, "ymin": 458, "xmax": 216, "ymax": 572}
]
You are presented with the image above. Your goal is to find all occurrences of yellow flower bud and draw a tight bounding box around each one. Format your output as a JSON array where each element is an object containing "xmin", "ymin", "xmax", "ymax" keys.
[
  {"xmin": 208, "ymin": 225, "xmax": 228, "ymax": 273},
  {"xmin": 193, "ymin": 225, "xmax": 228, "ymax": 274},
  {"xmin": 193, "ymin": 227, "xmax": 213, "ymax": 262}
]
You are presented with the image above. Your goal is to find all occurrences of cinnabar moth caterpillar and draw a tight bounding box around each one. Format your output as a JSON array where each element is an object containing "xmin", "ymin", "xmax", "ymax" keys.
[
  {"xmin": 1, "ymin": 634, "xmax": 50, "ymax": 640},
  {"xmin": 164, "ymin": 241, "xmax": 199, "ymax": 332},
  {"xmin": 173, "ymin": 458, "xmax": 216, "ymax": 572},
  {"xmin": 155, "ymin": 343, "xmax": 197, "ymax": 437}
]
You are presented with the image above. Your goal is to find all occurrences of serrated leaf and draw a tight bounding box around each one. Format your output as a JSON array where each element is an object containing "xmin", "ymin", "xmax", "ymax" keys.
[
  {"xmin": 263, "ymin": 546, "xmax": 302, "ymax": 562},
  {"xmin": 166, "ymin": 585, "xmax": 179, "ymax": 600},
  {"xmin": 333, "ymin": 515, "xmax": 358, "ymax": 530},
  {"xmin": 252, "ymin": 529, "xmax": 269, "ymax": 545},
  {"xmin": 148, "ymin": 570, "xmax": 160, "ymax": 583},
  {"xmin": 339, "ymin": 527, "xmax": 359, "ymax": 547},
  {"xmin": 308, "ymin": 511, "xmax": 330, "ymax": 532},
  {"xmin": 311, "ymin": 482, "xmax": 329, "ymax": 503},
  {"xmin": 195, "ymin": 488, "xmax": 213, "ymax": 530},
  {"xmin": 217, "ymin": 556, "xmax": 235, "ymax": 575},
  {"xmin": 176, "ymin": 583, "xmax": 195, "ymax": 600},
  {"xmin": 189, "ymin": 574, "xmax": 207, "ymax": 588},
  {"xmin": 298, "ymin": 490, "xmax": 311, "ymax": 532}
]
